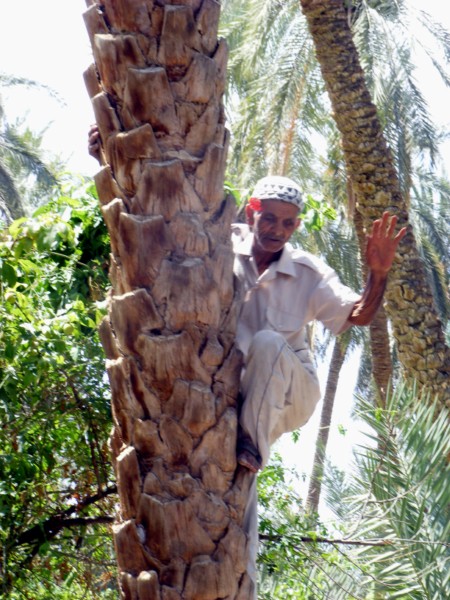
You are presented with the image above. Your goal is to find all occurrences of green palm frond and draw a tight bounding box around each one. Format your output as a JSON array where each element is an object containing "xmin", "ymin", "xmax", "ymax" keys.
[
  {"xmin": 409, "ymin": 169, "xmax": 450, "ymax": 320},
  {"xmin": 0, "ymin": 125, "xmax": 57, "ymax": 189},
  {"xmin": 0, "ymin": 75, "xmax": 60, "ymax": 219},
  {"xmin": 222, "ymin": 0, "xmax": 329, "ymax": 190},
  {"xmin": 0, "ymin": 72, "xmax": 63, "ymax": 103},
  {"xmin": 0, "ymin": 163, "xmax": 23, "ymax": 221},
  {"xmin": 258, "ymin": 386, "xmax": 449, "ymax": 597},
  {"xmin": 344, "ymin": 384, "xmax": 450, "ymax": 597},
  {"xmin": 415, "ymin": 9, "xmax": 450, "ymax": 65}
]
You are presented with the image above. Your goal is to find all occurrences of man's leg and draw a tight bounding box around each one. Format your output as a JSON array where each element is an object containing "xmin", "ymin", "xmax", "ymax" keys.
[
  {"xmin": 239, "ymin": 329, "xmax": 320, "ymax": 468},
  {"xmin": 238, "ymin": 330, "xmax": 320, "ymax": 595}
]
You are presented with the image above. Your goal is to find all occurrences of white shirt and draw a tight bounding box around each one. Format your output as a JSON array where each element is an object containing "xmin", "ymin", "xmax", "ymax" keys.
[{"xmin": 232, "ymin": 224, "xmax": 360, "ymax": 360}]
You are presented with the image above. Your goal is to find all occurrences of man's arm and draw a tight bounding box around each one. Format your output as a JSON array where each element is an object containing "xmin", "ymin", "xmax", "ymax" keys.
[{"xmin": 348, "ymin": 212, "xmax": 407, "ymax": 326}]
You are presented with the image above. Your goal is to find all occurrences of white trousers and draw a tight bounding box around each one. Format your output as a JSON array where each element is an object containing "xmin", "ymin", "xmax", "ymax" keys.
[{"xmin": 240, "ymin": 330, "xmax": 321, "ymax": 593}]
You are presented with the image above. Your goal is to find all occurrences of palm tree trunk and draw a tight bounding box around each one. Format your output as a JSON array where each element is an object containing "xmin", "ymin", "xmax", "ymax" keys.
[
  {"xmin": 299, "ymin": 0, "xmax": 450, "ymax": 407},
  {"xmin": 306, "ymin": 338, "xmax": 346, "ymax": 514},
  {"xmin": 83, "ymin": 2, "xmax": 253, "ymax": 598}
]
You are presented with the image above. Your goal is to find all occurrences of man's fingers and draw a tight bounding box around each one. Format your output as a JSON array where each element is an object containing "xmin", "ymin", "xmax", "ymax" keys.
[
  {"xmin": 372, "ymin": 212, "xmax": 406, "ymax": 242},
  {"xmin": 386, "ymin": 215, "xmax": 398, "ymax": 238},
  {"xmin": 394, "ymin": 226, "xmax": 407, "ymax": 243}
]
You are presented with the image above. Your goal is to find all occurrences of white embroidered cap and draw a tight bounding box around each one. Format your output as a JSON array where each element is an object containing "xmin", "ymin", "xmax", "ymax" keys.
[{"xmin": 251, "ymin": 175, "xmax": 303, "ymax": 211}]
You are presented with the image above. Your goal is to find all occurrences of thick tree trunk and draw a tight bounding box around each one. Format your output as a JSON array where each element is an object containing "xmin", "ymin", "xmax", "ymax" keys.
[
  {"xmin": 299, "ymin": 0, "xmax": 450, "ymax": 407},
  {"xmin": 306, "ymin": 338, "xmax": 346, "ymax": 514},
  {"xmin": 82, "ymin": 1, "xmax": 253, "ymax": 598}
]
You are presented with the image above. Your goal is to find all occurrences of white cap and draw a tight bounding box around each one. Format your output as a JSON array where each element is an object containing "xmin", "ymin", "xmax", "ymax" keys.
[{"xmin": 251, "ymin": 175, "xmax": 303, "ymax": 211}]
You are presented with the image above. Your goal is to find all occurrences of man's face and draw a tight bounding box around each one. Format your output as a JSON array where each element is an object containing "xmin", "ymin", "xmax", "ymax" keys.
[{"xmin": 245, "ymin": 199, "xmax": 301, "ymax": 254}]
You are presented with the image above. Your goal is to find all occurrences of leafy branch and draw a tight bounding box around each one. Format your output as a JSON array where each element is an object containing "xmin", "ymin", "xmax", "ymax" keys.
[{"xmin": 14, "ymin": 485, "xmax": 117, "ymax": 548}]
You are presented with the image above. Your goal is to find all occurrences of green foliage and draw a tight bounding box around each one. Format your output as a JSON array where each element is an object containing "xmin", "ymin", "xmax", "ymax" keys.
[
  {"xmin": 300, "ymin": 195, "xmax": 336, "ymax": 233},
  {"xmin": 257, "ymin": 383, "xmax": 450, "ymax": 599},
  {"xmin": 323, "ymin": 384, "xmax": 450, "ymax": 598},
  {"xmin": 257, "ymin": 454, "xmax": 359, "ymax": 599},
  {"xmin": 221, "ymin": 0, "xmax": 328, "ymax": 192},
  {"xmin": 349, "ymin": 384, "xmax": 450, "ymax": 598},
  {"xmin": 0, "ymin": 184, "xmax": 117, "ymax": 598}
]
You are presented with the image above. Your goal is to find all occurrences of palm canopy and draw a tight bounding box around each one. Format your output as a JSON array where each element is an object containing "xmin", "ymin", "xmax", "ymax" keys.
[
  {"xmin": 221, "ymin": 0, "xmax": 328, "ymax": 193},
  {"xmin": 221, "ymin": 0, "xmax": 450, "ymax": 196}
]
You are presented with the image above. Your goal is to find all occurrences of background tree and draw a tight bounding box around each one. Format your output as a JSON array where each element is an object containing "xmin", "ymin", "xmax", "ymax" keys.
[
  {"xmin": 299, "ymin": 0, "xmax": 450, "ymax": 402},
  {"xmin": 0, "ymin": 186, "xmax": 117, "ymax": 598},
  {"xmin": 0, "ymin": 73, "xmax": 59, "ymax": 222}
]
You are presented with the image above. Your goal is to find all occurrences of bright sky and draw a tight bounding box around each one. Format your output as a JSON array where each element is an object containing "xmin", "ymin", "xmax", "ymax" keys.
[
  {"xmin": 1, "ymin": 0, "xmax": 449, "ymax": 177},
  {"xmin": 0, "ymin": 1, "xmax": 95, "ymax": 175},
  {"xmin": 1, "ymin": 0, "xmax": 449, "ymax": 510}
]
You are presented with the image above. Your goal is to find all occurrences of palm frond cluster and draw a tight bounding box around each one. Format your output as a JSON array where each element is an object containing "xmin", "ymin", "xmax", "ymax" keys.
[
  {"xmin": 221, "ymin": 0, "xmax": 328, "ymax": 195},
  {"xmin": 258, "ymin": 384, "xmax": 450, "ymax": 598},
  {"xmin": 0, "ymin": 73, "xmax": 59, "ymax": 223}
]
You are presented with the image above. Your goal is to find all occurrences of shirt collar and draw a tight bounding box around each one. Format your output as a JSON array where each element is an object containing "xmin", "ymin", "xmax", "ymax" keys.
[
  {"xmin": 235, "ymin": 229, "xmax": 297, "ymax": 278},
  {"xmin": 275, "ymin": 242, "xmax": 297, "ymax": 277}
]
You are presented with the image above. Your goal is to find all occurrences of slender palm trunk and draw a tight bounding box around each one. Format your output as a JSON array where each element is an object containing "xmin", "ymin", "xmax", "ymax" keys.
[
  {"xmin": 306, "ymin": 338, "xmax": 346, "ymax": 513},
  {"xmin": 353, "ymin": 205, "xmax": 391, "ymax": 407},
  {"xmin": 277, "ymin": 63, "xmax": 309, "ymax": 175},
  {"xmin": 83, "ymin": 1, "xmax": 253, "ymax": 598},
  {"xmin": 299, "ymin": 0, "xmax": 450, "ymax": 406}
]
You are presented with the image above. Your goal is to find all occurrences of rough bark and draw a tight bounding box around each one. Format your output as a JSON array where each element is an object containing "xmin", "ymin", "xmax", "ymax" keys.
[
  {"xmin": 83, "ymin": 1, "xmax": 253, "ymax": 598},
  {"xmin": 299, "ymin": 0, "xmax": 450, "ymax": 407},
  {"xmin": 306, "ymin": 338, "xmax": 346, "ymax": 514}
]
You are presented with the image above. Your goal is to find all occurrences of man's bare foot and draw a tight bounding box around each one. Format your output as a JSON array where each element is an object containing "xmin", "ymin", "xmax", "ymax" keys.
[{"xmin": 237, "ymin": 437, "xmax": 262, "ymax": 473}]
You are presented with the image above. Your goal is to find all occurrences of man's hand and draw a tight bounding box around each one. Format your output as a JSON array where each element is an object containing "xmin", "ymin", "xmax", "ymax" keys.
[
  {"xmin": 349, "ymin": 211, "xmax": 407, "ymax": 326},
  {"xmin": 365, "ymin": 211, "xmax": 407, "ymax": 275},
  {"xmin": 88, "ymin": 124, "xmax": 102, "ymax": 163}
]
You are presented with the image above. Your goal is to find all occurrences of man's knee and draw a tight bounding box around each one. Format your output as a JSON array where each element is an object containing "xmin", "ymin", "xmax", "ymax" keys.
[{"xmin": 248, "ymin": 329, "xmax": 285, "ymax": 357}]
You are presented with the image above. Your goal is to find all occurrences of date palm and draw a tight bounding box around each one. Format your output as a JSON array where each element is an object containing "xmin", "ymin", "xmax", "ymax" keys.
[
  {"xmin": 299, "ymin": 0, "xmax": 450, "ymax": 404},
  {"xmin": 83, "ymin": 1, "xmax": 252, "ymax": 597}
]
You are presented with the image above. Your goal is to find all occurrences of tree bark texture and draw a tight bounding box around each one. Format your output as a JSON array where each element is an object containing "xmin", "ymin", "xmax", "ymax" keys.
[
  {"xmin": 83, "ymin": 1, "xmax": 253, "ymax": 598},
  {"xmin": 306, "ymin": 338, "xmax": 346, "ymax": 514},
  {"xmin": 299, "ymin": 0, "xmax": 450, "ymax": 407}
]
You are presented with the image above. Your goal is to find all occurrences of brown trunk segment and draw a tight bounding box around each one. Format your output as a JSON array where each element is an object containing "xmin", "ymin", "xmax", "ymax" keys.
[
  {"xmin": 299, "ymin": 0, "xmax": 450, "ymax": 407},
  {"xmin": 83, "ymin": 1, "xmax": 253, "ymax": 598}
]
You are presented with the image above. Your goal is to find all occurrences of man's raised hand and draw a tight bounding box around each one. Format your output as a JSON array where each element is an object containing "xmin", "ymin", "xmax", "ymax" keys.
[{"xmin": 365, "ymin": 211, "xmax": 407, "ymax": 275}]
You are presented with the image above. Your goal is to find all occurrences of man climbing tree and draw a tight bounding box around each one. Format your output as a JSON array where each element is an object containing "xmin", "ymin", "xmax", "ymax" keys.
[
  {"xmin": 91, "ymin": 106, "xmax": 406, "ymax": 592},
  {"xmin": 229, "ymin": 175, "xmax": 405, "ymax": 588}
]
